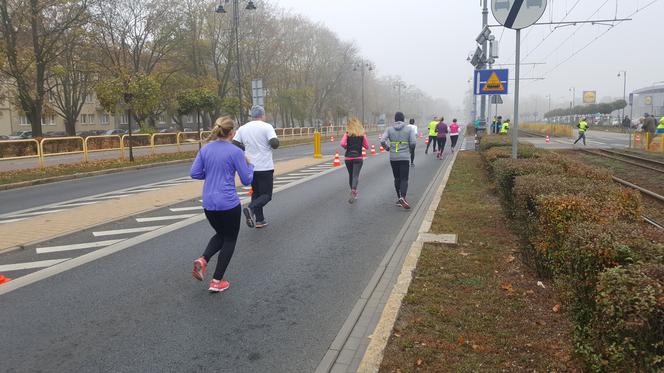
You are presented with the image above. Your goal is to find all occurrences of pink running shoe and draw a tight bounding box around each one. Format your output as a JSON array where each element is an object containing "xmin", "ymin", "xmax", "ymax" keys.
[
  {"xmin": 192, "ymin": 257, "xmax": 207, "ymax": 281},
  {"xmin": 208, "ymin": 279, "xmax": 230, "ymax": 293}
]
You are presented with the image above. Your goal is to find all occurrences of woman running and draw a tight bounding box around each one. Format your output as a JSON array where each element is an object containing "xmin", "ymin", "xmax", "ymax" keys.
[
  {"xmin": 435, "ymin": 118, "xmax": 448, "ymax": 159},
  {"xmin": 449, "ymin": 119, "xmax": 460, "ymax": 152},
  {"xmin": 340, "ymin": 118, "xmax": 369, "ymax": 204},
  {"xmin": 191, "ymin": 116, "xmax": 254, "ymax": 293},
  {"xmin": 381, "ymin": 112, "xmax": 417, "ymax": 209}
]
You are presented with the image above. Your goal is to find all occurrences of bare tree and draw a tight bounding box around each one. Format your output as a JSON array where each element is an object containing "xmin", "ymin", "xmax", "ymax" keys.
[{"xmin": 0, "ymin": 0, "xmax": 90, "ymax": 137}]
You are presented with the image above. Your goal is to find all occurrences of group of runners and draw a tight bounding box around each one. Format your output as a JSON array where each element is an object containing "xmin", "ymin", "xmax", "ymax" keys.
[{"xmin": 189, "ymin": 108, "xmax": 458, "ymax": 293}]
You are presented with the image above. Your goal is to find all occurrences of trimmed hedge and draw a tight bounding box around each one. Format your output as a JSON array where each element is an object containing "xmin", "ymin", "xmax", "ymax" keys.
[{"xmin": 481, "ymin": 146, "xmax": 663, "ymax": 371}]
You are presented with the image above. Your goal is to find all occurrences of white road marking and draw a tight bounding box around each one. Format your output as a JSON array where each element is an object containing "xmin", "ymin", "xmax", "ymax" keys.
[
  {"xmin": 53, "ymin": 201, "xmax": 99, "ymax": 208},
  {"xmin": 273, "ymin": 180, "xmax": 292, "ymax": 185},
  {"xmin": 0, "ymin": 259, "xmax": 71, "ymax": 272},
  {"xmin": 5, "ymin": 209, "xmax": 67, "ymax": 218},
  {"xmin": 0, "ymin": 218, "xmax": 28, "ymax": 224},
  {"xmin": 85, "ymin": 194, "xmax": 134, "ymax": 201},
  {"xmin": 36, "ymin": 239, "xmax": 124, "ymax": 254},
  {"xmin": 135, "ymin": 214, "xmax": 198, "ymax": 223},
  {"xmin": 169, "ymin": 206, "xmax": 203, "ymax": 212},
  {"xmin": 93, "ymin": 226, "xmax": 165, "ymax": 237},
  {"xmin": 124, "ymin": 187, "xmax": 162, "ymax": 193},
  {"xmin": 275, "ymin": 176, "xmax": 303, "ymax": 180}
]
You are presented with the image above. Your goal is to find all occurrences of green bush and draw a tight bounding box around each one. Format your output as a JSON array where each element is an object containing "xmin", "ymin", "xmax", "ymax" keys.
[
  {"xmin": 478, "ymin": 135, "xmax": 511, "ymax": 151},
  {"xmin": 581, "ymin": 263, "xmax": 664, "ymax": 372},
  {"xmin": 490, "ymin": 158, "xmax": 565, "ymax": 214}
]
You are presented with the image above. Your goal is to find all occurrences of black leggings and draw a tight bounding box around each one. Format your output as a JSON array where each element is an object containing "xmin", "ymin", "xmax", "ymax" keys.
[
  {"xmin": 410, "ymin": 147, "xmax": 415, "ymax": 164},
  {"xmin": 437, "ymin": 137, "xmax": 447, "ymax": 154},
  {"xmin": 249, "ymin": 170, "xmax": 274, "ymax": 222},
  {"xmin": 390, "ymin": 160, "xmax": 410, "ymax": 199},
  {"xmin": 426, "ymin": 136, "xmax": 437, "ymax": 152},
  {"xmin": 203, "ymin": 205, "xmax": 241, "ymax": 280},
  {"xmin": 345, "ymin": 159, "xmax": 363, "ymax": 190},
  {"xmin": 450, "ymin": 135, "xmax": 459, "ymax": 148}
]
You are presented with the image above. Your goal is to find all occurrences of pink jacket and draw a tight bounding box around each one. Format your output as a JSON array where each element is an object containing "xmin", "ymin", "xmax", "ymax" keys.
[{"xmin": 449, "ymin": 123, "xmax": 460, "ymax": 135}]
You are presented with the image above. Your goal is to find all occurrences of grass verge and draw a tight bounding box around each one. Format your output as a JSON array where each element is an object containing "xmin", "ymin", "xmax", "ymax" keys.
[{"xmin": 379, "ymin": 152, "xmax": 579, "ymax": 372}]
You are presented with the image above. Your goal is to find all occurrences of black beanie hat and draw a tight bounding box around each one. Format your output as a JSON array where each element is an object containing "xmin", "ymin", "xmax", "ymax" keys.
[{"xmin": 395, "ymin": 112, "xmax": 405, "ymax": 122}]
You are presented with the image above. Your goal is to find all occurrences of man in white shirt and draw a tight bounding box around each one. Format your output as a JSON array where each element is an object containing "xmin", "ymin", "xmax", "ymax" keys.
[
  {"xmin": 408, "ymin": 119, "xmax": 418, "ymax": 167},
  {"xmin": 233, "ymin": 106, "xmax": 279, "ymax": 228}
]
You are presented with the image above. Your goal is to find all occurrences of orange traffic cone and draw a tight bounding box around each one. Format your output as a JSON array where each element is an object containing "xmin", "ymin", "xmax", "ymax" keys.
[
  {"xmin": 332, "ymin": 151, "xmax": 341, "ymax": 167},
  {"xmin": 0, "ymin": 274, "xmax": 11, "ymax": 284},
  {"xmin": 419, "ymin": 132, "xmax": 423, "ymax": 139},
  {"xmin": 635, "ymin": 134, "xmax": 641, "ymax": 145},
  {"xmin": 362, "ymin": 147, "xmax": 367, "ymax": 158},
  {"xmin": 545, "ymin": 135, "xmax": 551, "ymax": 144},
  {"xmin": 379, "ymin": 145, "xmax": 385, "ymax": 153},
  {"xmin": 425, "ymin": 138, "xmax": 429, "ymax": 145},
  {"xmin": 370, "ymin": 144, "xmax": 377, "ymax": 155}
]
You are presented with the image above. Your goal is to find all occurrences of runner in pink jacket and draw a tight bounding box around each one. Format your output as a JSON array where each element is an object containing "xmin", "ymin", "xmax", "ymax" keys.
[{"xmin": 449, "ymin": 119, "xmax": 460, "ymax": 152}]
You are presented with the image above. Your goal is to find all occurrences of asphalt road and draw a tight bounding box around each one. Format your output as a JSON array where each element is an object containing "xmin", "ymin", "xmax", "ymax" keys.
[
  {"xmin": 0, "ymin": 140, "xmax": 347, "ymax": 216},
  {"xmin": 0, "ymin": 143, "xmax": 447, "ymax": 372}
]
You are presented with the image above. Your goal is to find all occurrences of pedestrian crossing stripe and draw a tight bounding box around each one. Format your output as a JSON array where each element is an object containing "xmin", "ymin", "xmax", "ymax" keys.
[{"xmin": 483, "ymin": 72, "xmax": 505, "ymax": 92}]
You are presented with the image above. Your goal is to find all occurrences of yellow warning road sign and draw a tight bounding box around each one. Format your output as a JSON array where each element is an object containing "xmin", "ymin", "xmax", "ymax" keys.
[{"xmin": 483, "ymin": 72, "xmax": 505, "ymax": 92}]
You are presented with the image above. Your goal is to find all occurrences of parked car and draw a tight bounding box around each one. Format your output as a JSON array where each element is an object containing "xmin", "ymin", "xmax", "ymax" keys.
[
  {"xmin": 0, "ymin": 135, "xmax": 9, "ymax": 140},
  {"xmin": 104, "ymin": 129, "xmax": 127, "ymax": 136},
  {"xmin": 45, "ymin": 131, "xmax": 67, "ymax": 137},
  {"xmin": 9, "ymin": 130, "xmax": 32, "ymax": 139},
  {"xmin": 183, "ymin": 127, "xmax": 194, "ymax": 132}
]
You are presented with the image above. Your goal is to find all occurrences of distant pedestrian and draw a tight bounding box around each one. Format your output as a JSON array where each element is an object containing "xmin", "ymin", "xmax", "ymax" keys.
[
  {"xmin": 573, "ymin": 117, "xmax": 589, "ymax": 146},
  {"xmin": 657, "ymin": 116, "xmax": 664, "ymax": 134},
  {"xmin": 643, "ymin": 113, "xmax": 658, "ymax": 148},
  {"xmin": 425, "ymin": 117, "xmax": 438, "ymax": 154},
  {"xmin": 340, "ymin": 118, "xmax": 369, "ymax": 204},
  {"xmin": 496, "ymin": 116, "xmax": 503, "ymax": 134},
  {"xmin": 500, "ymin": 119, "xmax": 510, "ymax": 134},
  {"xmin": 449, "ymin": 119, "xmax": 460, "ymax": 152},
  {"xmin": 435, "ymin": 117, "xmax": 448, "ymax": 159},
  {"xmin": 408, "ymin": 118, "xmax": 417, "ymax": 166},
  {"xmin": 382, "ymin": 112, "xmax": 417, "ymax": 209},
  {"xmin": 622, "ymin": 115, "xmax": 632, "ymax": 131},
  {"xmin": 233, "ymin": 105, "xmax": 279, "ymax": 229},
  {"xmin": 191, "ymin": 117, "xmax": 254, "ymax": 293}
]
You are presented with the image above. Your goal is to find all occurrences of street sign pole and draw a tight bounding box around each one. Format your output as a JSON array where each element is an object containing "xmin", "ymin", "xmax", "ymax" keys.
[{"xmin": 512, "ymin": 29, "xmax": 521, "ymax": 159}]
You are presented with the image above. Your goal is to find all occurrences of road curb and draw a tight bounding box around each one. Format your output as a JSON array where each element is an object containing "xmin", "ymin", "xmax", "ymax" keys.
[
  {"xmin": 0, "ymin": 158, "xmax": 195, "ymax": 192},
  {"xmin": 356, "ymin": 147, "xmax": 461, "ymax": 373}
]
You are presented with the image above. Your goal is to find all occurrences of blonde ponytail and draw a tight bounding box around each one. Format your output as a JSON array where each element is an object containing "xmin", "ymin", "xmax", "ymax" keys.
[{"xmin": 207, "ymin": 116, "xmax": 236, "ymax": 141}]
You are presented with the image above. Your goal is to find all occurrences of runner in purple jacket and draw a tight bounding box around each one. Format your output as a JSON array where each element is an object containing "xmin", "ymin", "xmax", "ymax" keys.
[
  {"xmin": 191, "ymin": 116, "xmax": 254, "ymax": 293},
  {"xmin": 435, "ymin": 118, "xmax": 449, "ymax": 159}
]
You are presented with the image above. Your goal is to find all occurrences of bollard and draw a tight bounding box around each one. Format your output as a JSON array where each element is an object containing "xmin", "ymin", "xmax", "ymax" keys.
[{"xmin": 313, "ymin": 131, "xmax": 322, "ymax": 159}]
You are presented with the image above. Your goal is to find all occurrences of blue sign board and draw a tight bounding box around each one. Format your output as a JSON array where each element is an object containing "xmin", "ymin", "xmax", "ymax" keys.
[{"xmin": 474, "ymin": 69, "xmax": 509, "ymax": 95}]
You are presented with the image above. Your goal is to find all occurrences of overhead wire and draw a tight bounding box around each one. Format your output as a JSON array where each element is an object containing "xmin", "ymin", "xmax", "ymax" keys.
[{"xmin": 540, "ymin": 0, "xmax": 660, "ymax": 78}]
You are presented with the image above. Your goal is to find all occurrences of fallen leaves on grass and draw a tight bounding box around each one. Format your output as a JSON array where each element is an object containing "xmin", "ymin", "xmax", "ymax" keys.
[
  {"xmin": 552, "ymin": 304, "xmax": 561, "ymax": 313},
  {"xmin": 501, "ymin": 282, "xmax": 514, "ymax": 295}
]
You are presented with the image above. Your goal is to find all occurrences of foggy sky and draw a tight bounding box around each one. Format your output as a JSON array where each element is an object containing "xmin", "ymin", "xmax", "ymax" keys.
[{"xmin": 271, "ymin": 0, "xmax": 664, "ymax": 112}]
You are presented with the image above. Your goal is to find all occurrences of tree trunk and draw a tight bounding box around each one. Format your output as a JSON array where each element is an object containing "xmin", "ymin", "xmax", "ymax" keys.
[{"xmin": 65, "ymin": 117, "xmax": 76, "ymax": 136}]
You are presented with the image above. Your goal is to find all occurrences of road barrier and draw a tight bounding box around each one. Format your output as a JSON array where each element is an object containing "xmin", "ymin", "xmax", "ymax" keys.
[
  {"xmin": 520, "ymin": 123, "xmax": 573, "ymax": 137},
  {"xmin": 83, "ymin": 135, "xmax": 122, "ymax": 162},
  {"xmin": 40, "ymin": 136, "xmax": 85, "ymax": 165},
  {"xmin": 0, "ymin": 139, "xmax": 42, "ymax": 167},
  {"xmin": 0, "ymin": 125, "xmax": 384, "ymax": 169}
]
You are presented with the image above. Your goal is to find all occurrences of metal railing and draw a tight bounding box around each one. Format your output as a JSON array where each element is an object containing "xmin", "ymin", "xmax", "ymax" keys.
[{"xmin": 0, "ymin": 125, "xmax": 384, "ymax": 169}]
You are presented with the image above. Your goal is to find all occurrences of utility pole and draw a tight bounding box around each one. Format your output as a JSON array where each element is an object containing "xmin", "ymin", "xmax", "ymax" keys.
[
  {"xmin": 618, "ymin": 71, "xmax": 627, "ymax": 120},
  {"xmin": 480, "ymin": 0, "xmax": 488, "ymax": 127},
  {"xmin": 233, "ymin": 0, "xmax": 244, "ymax": 124}
]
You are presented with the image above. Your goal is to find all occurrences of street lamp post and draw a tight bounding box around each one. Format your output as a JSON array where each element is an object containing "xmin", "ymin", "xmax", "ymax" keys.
[
  {"xmin": 394, "ymin": 79, "xmax": 407, "ymax": 111},
  {"xmin": 123, "ymin": 92, "xmax": 134, "ymax": 162},
  {"xmin": 354, "ymin": 60, "xmax": 374, "ymax": 124},
  {"xmin": 215, "ymin": 0, "xmax": 257, "ymax": 124},
  {"xmin": 618, "ymin": 71, "xmax": 627, "ymax": 120}
]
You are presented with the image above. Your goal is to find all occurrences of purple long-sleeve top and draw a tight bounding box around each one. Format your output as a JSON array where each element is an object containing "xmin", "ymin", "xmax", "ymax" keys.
[{"xmin": 190, "ymin": 140, "xmax": 254, "ymax": 211}]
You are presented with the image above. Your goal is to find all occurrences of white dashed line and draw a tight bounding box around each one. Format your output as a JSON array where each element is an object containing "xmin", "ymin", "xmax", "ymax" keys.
[
  {"xmin": 36, "ymin": 240, "xmax": 124, "ymax": 254},
  {"xmin": 93, "ymin": 226, "xmax": 165, "ymax": 237}
]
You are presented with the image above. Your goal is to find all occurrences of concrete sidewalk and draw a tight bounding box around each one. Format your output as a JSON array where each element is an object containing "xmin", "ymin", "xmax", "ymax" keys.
[{"xmin": 0, "ymin": 155, "xmax": 332, "ymax": 254}]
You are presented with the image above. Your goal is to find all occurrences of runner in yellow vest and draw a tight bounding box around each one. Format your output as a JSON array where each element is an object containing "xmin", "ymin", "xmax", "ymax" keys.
[
  {"xmin": 574, "ymin": 118, "xmax": 589, "ymax": 145},
  {"xmin": 500, "ymin": 119, "xmax": 510, "ymax": 134},
  {"xmin": 656, "ymin": 117, "xmax": 664, "ymax": 134},
  {"xmin": 425, "ymin": 117, "xmax": 438, "ymax": 154}
]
